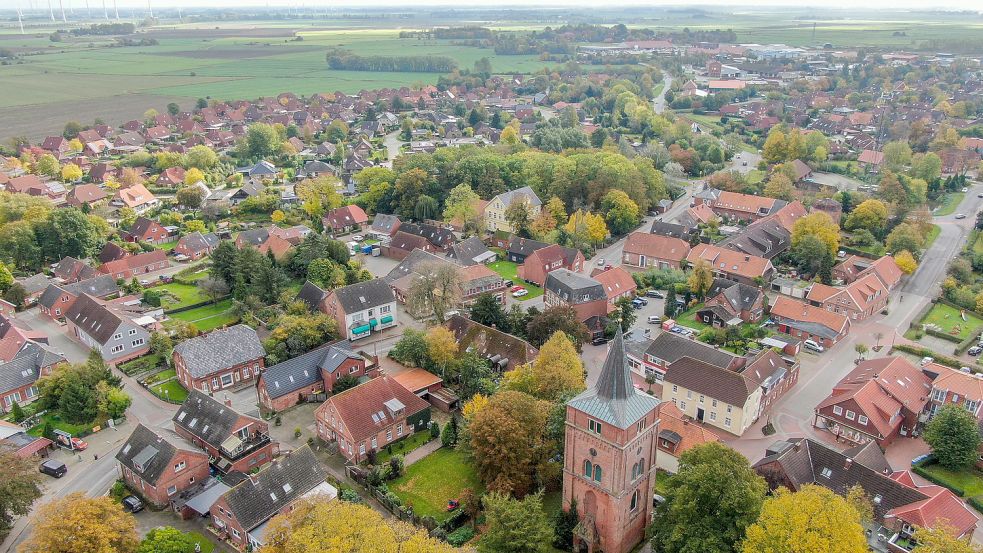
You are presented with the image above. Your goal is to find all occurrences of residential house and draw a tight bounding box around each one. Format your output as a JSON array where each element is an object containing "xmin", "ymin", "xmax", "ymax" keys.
[
  {"xmin": 922, "ymin": 363, "xmax": 983, "ymax": 421},
  {"xmin": 0, "ymin": 342, "xmax": 65, "ymax": 414},
  {"xmin": 16, "ymin": 274, "xmax": 55, "ymax": 306},
  {"xmin": 385, "ymin": 231, "xmax": 437, "ymax": 260},
  {"xmin": 66, "ymin": 184, "xmax": 108, "ymax": 207},
  {"xmin": 592, "ymin": 266, "xmax": 637, "ymax": 311},
  {"xmin": 445, "ymin": 236, "xmax": 496, "ymax": 266},
  {"xmin": 112, "ymin": 183, "xmax": 159, "ymax": 213},
  {"xmin": 637, "ymin": 332, "xmax": 745, "ymax": 383},
  {"xmin": 544, "ymin": 269, "xmax": 609, "ymax": 327},
  {"xmin": 484, "ymin": 186, "xmax": 542, "ymax": 233},
  {"xmin": 228, "ymin": 181, "xmax": 266, "ymax": 206},
  {"xmin": 395, "ymin": 222, "xmax": 455, "ymax": 252},
  {"xmin": 369, "ymin": 214, "xmax": 401, "ymax": 238},
  {"xmin": 115, "ymin": 424, "xmax": 210, "ymax": 508},
  {"xmin": 38, "ymin": 275, "xmax": 120, "ymax": 322},
  {"xmin": 126, "ymin": 217, "xmax": 174, "ymax": 244},
  {"xmin": 0, "ymin": 315, "xmax": 47, "ymax": 363},
  {"xmin": 257, "ymin": 341, "xmax": 374, "ymax": 412},
  {"xmin": 833, "ymin": 255, "xmax": 903, "ymax": 290},
  {"xmin": 770, "ymin": 296, "xmax": 851, "ymax": 348},
  {"xmin": 813, "ymin": 357, "xmax": 932, "ymax": 446},
  {"xmin": 97, "ymin": 250, "xmax": 169, "ymax": 280},
  {"xmin": 173, "ymin": 325, "xmax": 266, "ymax": 394},
  {"xmin": 320, "ymin": 279, "xmax": 397, "ymax": 341},
  {"xmin": 314, "ymin": 375, "xmax": 430, "ymax": 464},
  {"xmin": 622, "ymin": 232, "xmax": 690, "ymax": 270},
  {"xmin": 235, "ymin": 225, "xmax": 310, "ymax": 259},
  {"xmin": 654, "ymin": 401, "xmax": 720, "ymax": 473},
  {"xmin": 649, "ymin": 221, "xmax": 698, "ymax": 242},
  {"xmin": 322, "ymin": 205, "xmax": 368, "ymax": 235},
  {"xmin": 0, "ymin": 420, "xmax": 52, "ymax": 458},
  {"xmin": 805, "ymin": 273, "xmax": 889, "ymax": 321},
  {"xmin": 445, "ymin": 314, "xmax": 539, "ymax": 372},
  {"xmin": 98, "ymin": 242, "xmax": 128, "ymax": 265},
  {"xmin": 384, "ymin": 249, "xmax": 504, "ymax": 312},
  {"xmin": 858, "ymin": 149, "xmax": 885, "ymax": 172},
  {"xmin": 718, "ymin": 215, "xmax": 792, "ymax": 260},
  {"xmin": 753, "ymin": 438, "xmax": 978, "ymax": 551},
  {"xmin": 173, "ymin": 391, "xmax": 278, "ymax": 475},
  {"xmin": 517, "ymin": 244, "xmax": 586, "ymax": 286},
  {"xmin": 696, "ymin": 281, "xmax": 765, "ymax": 326},
  {"xmin": 692, "ymin": 188, "xmax": 786, "ymax": 222},
  {"xmin": 157, "ymin": 166, "xmax": 186, "ymax": 187},
  {"xmin": 209, "ymin": 446, "xmax": 333, "ymax": 551},
  {"xmin": 686, "ymin": 244, "xmax": 775, "ymax": 285},
  {"xmin": 457, "ymin": 264, "xmax": 508, "ymax": 306},
  {"xmin": 65, "ymin": 294, "xmax": 152, "ymax": 363},
  {"xmin": 174, "ymin": 232, "xmax": 220, "ymax": 261},
  {"xmin": 52, "ymin": 256, "xmax": 97, "ymax": 283}
]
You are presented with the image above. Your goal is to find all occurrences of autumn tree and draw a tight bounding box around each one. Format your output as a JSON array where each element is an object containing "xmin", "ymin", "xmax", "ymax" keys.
[
  {"xmin": 601, "ymin": 189, "xmax": 640, "ymax": 236},
  {"xmin": 183, "ymin": 167, "xmax": 205, "ymax": 186},
  {"xmin": 687, "ymin": 259, "xmax": 713, "ymax": 300},
  {"xmin": 0, "ymin": 445, "xmax": 43, "ymax": 542},
  {"xmin": 741, "ymin": 485, "xmax": 867, "ymax": 553},
  {"xmin": 526, "ymin": 305, "xmax": 590, "ymax": 351},
  {"xmin": 185, "ymin": 145, "xmax": 218, "ymax": 170},
  {"xmin": 502, "ymin": 331, "xmax": 585, "ymax": 401},
  {"xmin": 19, "ymin": 492, "xmax": 138, "ymax": 553},
  {"xmin": 763, "ymin": 174, "xmax": 794, "ymax": 201},
  {"xmin": 258, "ymin": 499, "xmax": 459, "ymax": 553},
  {"xmin": 923, "ymin": 403, "xmax": 982, "ymax": 470},
  {"xmin": 886, "ymin": 223, "xmax": 925, "ymax": 256},
  {"xmin": 479, "ymin": 492, "xmax": 554, "ymax": 553},
  {"xmin": 895, "ymin": 250, "xmax": 918, "ymax": 274},
  {"xmin": 651, "ymin": 443, "xmax": 767, "ymax": 553},
  {"xmin": 791, "ymin": 212, "xmax": 839, "ymax": 257},
  {"xmin": 469, "ymin": 390, "xmax": 552, "ymax": 497},
  {"xmin": 296, "ymin": 175, "xmax": 342, "ymax": 219},
  {"xmin": 762, "ymin": 127, "xmax": 787, "ymax": 164},
  {"xmin": 443, "ymin": 183, "xmax": 482, "ymax": 234},
  {"xmin": 882, "ymin": 140, "xmax": 913, "ymax": 172},
  {"xmin": 425, "ymin": 326, "xmax": 458, "ymax": 377},
  {"xmin": 912, "ymin": 524, "xmax": 983, "ymax": 553},
  {"xmin": 845, "ymin": 199, "xmax": 889, "ymax": 237},
  {"xmin": 406, "ymin": 262, "xmax": 462, "ymax": 323},
  {"xmin": 505, "ymin": 198, "xmax": 534, "ymax": 237},
  {"xmin": 175, "ymin": 185, "xmax": 205, "ymax": 210},
  {"xmin": 565, "ymin": 209, "xmax": 608, "ymax": 250},
  {"xmin": 60, "ymin": 163, "xmax": 82, "ymax": 183}
]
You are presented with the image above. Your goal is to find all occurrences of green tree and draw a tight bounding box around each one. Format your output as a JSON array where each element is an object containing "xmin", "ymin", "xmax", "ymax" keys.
[
  {"xmin": 504, "ymin": 199, "xmax": 534, "ymax": 237},
  {"xmin": 59, "ymin": 376, "xmax": 98, "ymax": 424},
  {"xmin": 8, "ymin": 401, "xmax": 26, "ymax": 422},
  {"xmin": 332, "ymin": 375, "xmax": 360, "ymax": 394},
  {"xmin": 0, "ymin": 262, "xmax": 13, "ymax": 293},
  {"xmin": 911, "ymin": 152, "xmax": 942, "ymax": 183},
  {"xmin": 243, "ymin": 123, "xmax": 283, "ymax": 159},
  {"xmin": 34, "ymin": 154, "xmax": 60, "ymax": 177},
  {"xmin": 912, "ymin": 523, "xmax": 983, "ymax": 553},
  {"xmin": 414, "ymin": 194, "xmax": 439, "ymax": 221},
  {"xmin": 687, "ymin": 260, "xmax": 714, "ymax": 300},
  {"xmin": 441, "ymin": 415, "xmax": 458, "ymax": 447},
  {"xmin": 185, "ymin": 145, "xmax": 218, "ymax": 170},
  {"xmin": 601, "ymin": 190, "xmax": 640, "ymax": 236},
  {"xmin": 923, "ymin": 403, "xmax": 982, "ymax": 470},
  {"xmin": 469, "ymin": 391, "xmax": 552, "ymax": 497},
  {"xmin": 882, "ymin": 140, "xmax": 913, "ymax": 172},
  {"xmin": 652, "ymin": 442, "xmax": 767, "ymax": 553},
  {"xmin": 137, "ymin": 526, "xmax": 197, "ymax": 553},
  {"xmin": 36, "ymin": 208, "xmax": 102, "ymax": 262},
  {"xmin": 470, "ymin": 293, "xmax": 507, "ymax": 329},
  {"xmin": 0, "ymin": 445, "xmax": 44, "ymax": 542},
  {"xmin": 406, "ymin": 262, "xmax": 461, "ymax": 323},
  {"xmin": 526, "ymin": 305, "xmax": 590, "ymax": 351},
  {"xmin": 479, "ymin": 492, "xmax": 554, "ymax": 553},
  {"xmin": 389, "ymin": 328, "xmax": 430, "ymax": 368},
  {"xmin": 665, "ymin": 286, "xmax": 678, "ymax": 317},
  {"xmin": 552, "ymin": 498, "xmax": 579, "ymax": 550},
  {"xmin": 886, "ymin": 223, "xmax": 925, "ymax": 255},
  {"xmin": 3, "ymin": 283, "xmax": 27, "ymax": 309},
  {"xmin": 614, "ymin": 295, "xmax": 637, "ymax": 330}
]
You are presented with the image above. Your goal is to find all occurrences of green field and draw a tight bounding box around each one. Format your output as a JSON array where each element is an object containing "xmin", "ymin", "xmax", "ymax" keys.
[
  {"xmin": 920, "ymin": 463, "xmax": 983, "ymax": 499},
  {"xmin": 918, "ymin": 303, "xmax": 983, "ymax": 341},
  {"xmin": 935, "ymin": 192, "xmax": 966, "ymax": 217},
  {"xmin": 168, "ymin": 298, "xmax": 238, "ymax": 332},
  {"xmin": 27, "ymin": 412, "xmax": 94, "ymax": 438},
  {"xmin": 390, "ymin": 447, "xmax": 484, "ymax": 522}
]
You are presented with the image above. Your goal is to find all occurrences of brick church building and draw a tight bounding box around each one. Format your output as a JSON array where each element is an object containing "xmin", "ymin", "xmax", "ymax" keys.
[{"xmin": 563, "ymin": 331, "xmax": 661, "ymax": 553}]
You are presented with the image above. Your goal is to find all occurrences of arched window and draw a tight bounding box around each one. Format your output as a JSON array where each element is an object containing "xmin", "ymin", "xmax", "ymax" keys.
[
  {"xmin": 638, "ymin": 457, "xmax": 645, "ymax": 476},
  {"xmin": 631, "ymin": 462, "xmax": 638, "ymax": 479},
  {"xmin": 593, "ymin": 465, "xmax": 602, "ymax": 483},
  {"xmin": 584, "ymin": 460, "xmax": 592, "ymax": 478},
  {"xmin": 630, "ymin": 490, "xmax": 639, "ymax": 511}
]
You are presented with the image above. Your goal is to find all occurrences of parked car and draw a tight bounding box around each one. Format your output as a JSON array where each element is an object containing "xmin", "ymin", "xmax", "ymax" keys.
[
  {"xmin": 591, "ymin": 335, "xmax": 609, "ymax": 346},
  {"xmin": 631, "ymin": 299, "xmax": 645, "ymax": 310},
  {"xmin": 512, "ymin": 289, "xmax": 529, "ymax": 298},
  {"xmin": 503, "ymin": 280, "xmax": 514, "ymax": 288},
  {"xmin": 352, "ymin": 234, "xmax": 364, "ymax": 242},
  {"xmin": 645, "ymin": 290, "xmax": 665, "ymax": 299},
  {"xmin": 510, "ymin": 285, "xmax": 525, "ymax": 293},
  {"xmin": 39, "ymin": 459, "xmax": 67, "ymax": 478},
  {"xmin": 955, "ymin": 213, "xmax": 967, "ymax": 219},
  {"xmin": 803, "ymin": 339, "xmax": 825, "ymax": 353},
  {"xmin": 921, "ymin": 356, "xmax": 934, "ymax": 365},
  {"xmin": 636, "ymin": 297, "xmax": 648, "ymax": 306},
  {"xmin": 977, "ymin": 193, "xmax": 983, "ymax": 198},
  {"xmin": 969, "ymin": 346, "xmax": 983, "ymax": 356},
  {"xmin": 122, "ymin": 496, "xmax": 144, "ymax": 513},
  {"xmin": 742, "ymin": 161, "xmax": 748, "ymax": 166},
  {"xmin": 596, "ymin": 258, "xmax": 605, "ymax": 266},
  {"xmin": 647, "ymin": 315, "xmax": 661, "ymax": 324},
  {"xmin": 962, "ymin": 187, "xmax": 969, "ymax": 193},
  {"xmin": 911, "ymin": 453, "xmax": 933, "ymax": 467}
]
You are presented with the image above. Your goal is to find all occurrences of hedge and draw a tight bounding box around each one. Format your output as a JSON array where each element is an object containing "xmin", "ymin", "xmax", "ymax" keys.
[
  {"xmin": 891, "ymin": 344, "xmax": 969, "ymax": 371},
  {"xmin": 164, "ymin": 296, "xmax": 228, "ymax": 315},
  {"xmin": 912, "ymin": 462, "xmax": 965, "ymax": 497},
  {"xmin": 969, "ymin": 496, "xmax": 983, "ymax": 514}
]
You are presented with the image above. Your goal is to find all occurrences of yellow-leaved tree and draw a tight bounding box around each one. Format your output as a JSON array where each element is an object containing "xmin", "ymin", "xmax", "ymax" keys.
[
  {"xmin": 791, "ymin": 212, "xmax": 840, "ymax": 257},
  {"xmin": 259, "ymin": 499, "xmax": 463, "ymax": 553},
  {"xmin": 912, "ymin": 523, "xmax": 982, "ymax": 553},
  {"xmin": 425, "ymin": 326, "xmax": 459, "ymax": 376},
  {"xmin": 184, "ymin": 167, "xmax": 205, "ymax": 186},
  {"xmin": 741, "ymin": 485, "xmax": 867, "ymax": 553},
  {"xmin": 895, "ymin": 250, "xmax": 917, "ymax": 275},
  {"xmin": 19, "ymin": 492, "xmax": 138, "ymax": 553},
  {"xmin": 501, "ymin": 331, "xmax": 585, "ymax": 401},
  {"xmin": 60, "ymin": 163, "xmax": 82, "ymax": 183}
]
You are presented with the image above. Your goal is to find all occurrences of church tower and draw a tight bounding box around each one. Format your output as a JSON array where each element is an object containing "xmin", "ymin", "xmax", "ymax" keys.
[{"xmin": 563, "ymin": 331, "xmax": 661, "ymax": 553}]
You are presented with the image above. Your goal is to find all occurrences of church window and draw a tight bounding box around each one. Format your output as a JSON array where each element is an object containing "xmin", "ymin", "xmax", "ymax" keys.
[
  {"xmin": 593, "ymin": 465, "xmax": 602, "ymax": 483},
  {"xmin": 584, "ymin": 460, "xmax": 592, "ymax": 478}
]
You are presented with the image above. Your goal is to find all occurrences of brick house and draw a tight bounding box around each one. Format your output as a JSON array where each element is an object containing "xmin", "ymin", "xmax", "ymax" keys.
[
  {"xmin": 769, "ymin": 296, "xmax": 851, "ymax": 348},
  {"xmin": 686, "ymin": 244, "xmax": 775, "ymax": 285},
  {"xmin": 173, "ymin": 325, "xmax": 266, "ymax": 394},
  {"xmin": 320, "ymin": 279, "xmax": 397, "ymax": 341},
  {"xmin": 52, "ymin": 256, "xmax": 98, "ymax": 283},
  {"xmin": 592, "ymin": 266, "xmax": 637, "ymax": 311},
  {"xmin": 692, "ymin": 188, "xmax": 784, "ymax": 223},
  {"xmin": 517, "ymin": 244, "xmax": 585, "ymax": 286},
  {"xmin": 654, "ymin": 402, "xmax": 720, "ymax": 474},
  {"xmin": 314, "ymin": 375, "xmax": 430, "ymax": 464},
  {"xmin": 126, "ymin": 217, "xmax": 174, "ymax": 244},
  {"xmin": 505, "ymin": 236, "xmax": 550, "ymax": 264},
  {"xmin": 922, "ymin": 363, "xmax": 983, "ymax": 421},
  {"xmin": 695, "ymin": 280, "xmax": 764, "ymax": 326},
  {"xmin": 805, "ymin": 273, "xmax": 889, "ymax": 321},
  {"xmin": 257, "ymin": 341, "xmax": 375, "ymax": 412},
  {"xmin": 813, "ymin": 357, "xmax": 931, "ymax": 447},
  {"xmin": 65, "ymin": 294, "xmax": 152, "ymax": 364},
  {"xmin": 173, "ymin": 391, "xmax": 278, "ymax": 474},
  {"xmin": 97, "ymin": 250, "xmax": 169, "ymax": 280},
  {"xmin": 209, "ymin": 446, "xmax": 334, "ymax": 551},
  {"xmin": 0, "ymin": 342, "xmax": 66, "ymax": 414},
  {"xmin": 115, "ymin": 424, "xmax": 209, "ymax": 508},
  {"xmin": 322, "ymin": 204, "xmax": 368, "ymax": 234},
  {"xmin": 833, "ymin": 254, "xmax": 903, "ymax": 290},
  {"xmin": 38, "ymin": 275, "xmax": 120, "ymax": 322},
  {"xmin": 173, "ymin": 232, "xmax": 220, "ymax": 261},
  {"xmin": 445, "ymin": 314, "xmax": 539, "ymax": 372},
  {"xmin": 544, "ymin": 269, "xmax": 609, "ymax": 323},
  {"xmin": 622, "ymin": 232, "xmax": 690, "ymax": 270}
]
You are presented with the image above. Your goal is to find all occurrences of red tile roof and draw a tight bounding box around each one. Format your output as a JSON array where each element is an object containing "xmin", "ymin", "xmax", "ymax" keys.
[
  {"xmin": 623, "ymin": 232, "xmax": 690, "ymax": 262},
  {"xmin": 888, "ymin": 484, "xmax": 979, "ymax": 538},
  {"xmin": 315, "ymin": 376, "xmax": 429, "ymax": 444}
]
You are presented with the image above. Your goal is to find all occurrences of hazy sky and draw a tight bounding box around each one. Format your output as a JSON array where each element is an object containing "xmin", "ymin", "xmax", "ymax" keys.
[{"xmin": 17, "ymin": 0, "xmax": 983, "ymax": 11}]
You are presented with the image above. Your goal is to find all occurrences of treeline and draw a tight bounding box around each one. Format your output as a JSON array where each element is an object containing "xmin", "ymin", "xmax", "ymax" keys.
[
  {"xmin": 325, "ymin": 49, "xmax": 457, "ymax": 73},
  {"xmin": 70, "ymin": 22, "xmax": 136, "ymax": 35},
  {"xmin": 664, "ymin": 28, "xmax": 738, "ymax": 44},
  {"xmin": 399, "ymin": 26, "xmax": 493, "ymax": 39}
]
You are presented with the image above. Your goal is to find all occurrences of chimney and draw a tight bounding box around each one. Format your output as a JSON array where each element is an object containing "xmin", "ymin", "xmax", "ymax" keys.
[
  {"xmin": 224, "ymin": 393, "xmax": 232, "ymax": 408},
  {"xmin": 844, "ymin": 457, "xmax": 853, "ymax": 470},
  {"xmin": 792, "ymin": 440, "xmax": 801, "ymax": 452},
  {"xmin": 744, "ymin": 255, "xmax": 750, "ymax": 262},
  {"xmin": 682, "ymin": 419, "xmax": 689, "ymax": 425}
]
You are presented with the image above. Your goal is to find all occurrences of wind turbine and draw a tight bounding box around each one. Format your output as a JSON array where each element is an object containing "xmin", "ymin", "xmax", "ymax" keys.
[
  {"xmin": 47, "ymin": 0, "xmax": 55, "ymax": 21},
  {"xmin": 85, "ymin": 0, "xmax": 90, "ymax": 20},
  {"xmin": 59, "ymin": 0, "xmax": 67, "ymax": 22},
  {"xmin": 147, "ymin": 0, "xmax": 152, "ymax": 19},
  {"xmin": 113, "ymin": 0, "xmax": 118, "ymax": 20},
  {"xmin": 17, "ymin": 6, "xmax": 25, "ymax": 34},
  {"xmin": 102, "ymin": 0, "xmax": 108, "ymax": 20}
]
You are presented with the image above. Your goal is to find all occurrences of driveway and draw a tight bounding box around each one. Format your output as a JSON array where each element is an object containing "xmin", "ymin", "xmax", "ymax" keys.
[
  {"xmin": 727, "ymin": 151, "xmax": 760, "ymax": 175},
  {"xmin": 14, "ymin": 308, "xmax": 89, "ymax": 364}
]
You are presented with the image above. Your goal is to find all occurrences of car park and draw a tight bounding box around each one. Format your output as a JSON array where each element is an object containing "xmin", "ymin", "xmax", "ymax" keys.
[
  {"xmin": 39, "ymin": 459, "xmax": 67, "ymax": 478},
  {"xmin": 510, "ymin": 285, "xmax": 525, "ymax": 293},
  {"xmin": 512, "ymin": 289, "xmax": 529, "ymax": 298},
  {"xmin": 122, "ymin": 496, "xmax": 144, "ymax": 513}
]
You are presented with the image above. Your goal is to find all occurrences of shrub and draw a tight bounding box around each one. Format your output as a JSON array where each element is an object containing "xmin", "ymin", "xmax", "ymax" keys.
[
  {"xmin": 446, "ymin": 526, "xmax": 476, "ymax": 546},
  {"xmin": 294, "ymin": 427, "xmax": 302, "ymax": 438}
]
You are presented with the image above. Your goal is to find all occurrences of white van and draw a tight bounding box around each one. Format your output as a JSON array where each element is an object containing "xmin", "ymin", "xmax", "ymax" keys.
[
  {"xmin": 803, "ymin": 339, "xmax": 825, "ymax": 353},
  {"xmin": 346, "ymin": 241, "xmax": 358, "ymax": 256},
  {"xmin": 647, "ymin": 315, "xmax": 661, "ymax": 324}
]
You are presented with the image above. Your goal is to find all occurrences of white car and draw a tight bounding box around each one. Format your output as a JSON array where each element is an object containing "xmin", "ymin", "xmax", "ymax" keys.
[
  {"xmin": 352, "ymin": 234, "xmax": 364, "ymax": 242},
  {"xmin": 962, "ymin": 187, "xmax": 969, "ymax": 193},
  {"xmin": 955, "ymin": 213, "xmax": 967, "ymax": 219},
  {"xmin": 803, "ymin": 339, "xmax": 825, "ymax": 353},
  {"xmin": 596, "ymin": 258, "xmax": 605, "ymax": 266},
  {"xmin": 512, "ymin": 289, "xmax": 529, "ymax": 298}
]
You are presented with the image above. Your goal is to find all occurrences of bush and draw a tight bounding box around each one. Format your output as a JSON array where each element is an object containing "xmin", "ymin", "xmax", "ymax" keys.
[
  {"xmin": 430, "ymin": 421, "xmax": 440, "ymax": 439},
  {"xmin": 294, "ymin": 427, "xmax": 302, "ymax": 438},
  {"xmin": 446, "ymin": 526, "xmax": 476, "ymax": 546}
]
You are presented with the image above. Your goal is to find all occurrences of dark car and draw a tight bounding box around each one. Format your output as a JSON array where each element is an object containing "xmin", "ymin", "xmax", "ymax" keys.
[
  {"xmin": 645, "ymin": 290, "xmax": 665, "ymax": 299},
  {"xmin": 591, "ymin": 335, "xmax": 609, "ymax": 346},
  {"xmin": 39, "ymin": 459, "xmax": 67, "ymax": 478},
  {"xmin": 631, "ymin": 299, "xmax": 645, "ymax": 310},
  {"xmin": 122, "ymin": 496, "xmax": 144, "ymax": 513},
  {"xmin": 503, "ymin": 280, "xmax": 513, "ymax": 288},
  {"xmin": 969, "ymin": 346, "xmax": 983, "ymax": 356}
]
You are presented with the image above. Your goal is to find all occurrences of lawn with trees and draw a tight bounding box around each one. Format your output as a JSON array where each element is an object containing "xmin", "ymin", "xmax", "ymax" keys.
[{"xmin": 389, "ymin": 447, "xmax": 484, "ymax": 522}]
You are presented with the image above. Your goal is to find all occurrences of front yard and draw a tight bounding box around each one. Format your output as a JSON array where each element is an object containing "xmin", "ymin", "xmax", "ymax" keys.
[
  {"xmin": 149, "ymin": 379, "xmax": 189, "ymax": 403},
  {"xmin": 917, "ymin": 303, "xmax": 983, "ymax": 341},
  {"xmin": 487, "ymin": 260, "xmax": 543, "ymax": 300},
  {"xmin": 375, "ymin": 430, "xmax": 434, "ymax": 464},
  {"xmin": 390, "ymin": 447, "xmax": 484, "ymax": 522},
  {"xmin": 155, "ymin": 282, "xmax": 211, "ymax": 311},
  {"xmin": 26, "ymin": 412, "xmax": 94, "ymax": 438},
  {"xmin": 119, "ymin": 353, "xmax": 166, "ymax": 376}
]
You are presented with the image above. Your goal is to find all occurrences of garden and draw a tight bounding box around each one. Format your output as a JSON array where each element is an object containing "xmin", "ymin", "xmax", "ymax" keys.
[
  {"xmin": 119, "ymin": 353, "xmax": 166, "ymax": 376},
  {"xmin": 914, "ymin": 302, "xmax": 983, "ymax": 342},
  {"xmin": 375, "ymin": 429, "xmax": 434, "ymax": 465},
  {"xmin": 143, "ymin": 369, "xmax": 190, "ymax": 403},
  {"xmin": 167, "ymin": 299, "xmax": 239, "ymax": 332},
  {"xmin": 390, "ymin": 447, "xmax": 485, "ymax": 522},
  {"xmin": 487, "ymin": 259, "xmax": 543, "ymax": 301}
]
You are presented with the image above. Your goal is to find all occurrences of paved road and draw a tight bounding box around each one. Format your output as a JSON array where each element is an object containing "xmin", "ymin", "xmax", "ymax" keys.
[
  {"xmin": 653, "ymin": 75, "xmax": 672, "ymax": 114},
  {"xmin": 381, "ymin": 130, "xmax": 402, "ymax": 168}
]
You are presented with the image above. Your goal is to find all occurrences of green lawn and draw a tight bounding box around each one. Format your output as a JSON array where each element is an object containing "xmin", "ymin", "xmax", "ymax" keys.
[
  {"xmin": 155, "ymin": 282, "xmax": 211, "ymax": 310},
  {"xmin": 27, "ymin": 412, "xmax": 94, "ymax": 438},
  {"xmin": 150, "ymin": 379, "xmax": 190, "ymax": 403},
  {"xmin": 925, "ymin": 224, "xmax": 942, "ymax": 250},
  {"xmin": 920, "ymin": 464, "xmax": 983, "ymax": 497},
  {"xmin": 935, "ymin": 192, "xmax": 966, "ymax": 216},
  {"xmin": 144, "ymin": 368, "xmax": 176, "ymax": 385},
  {"xmin": 169, "ymin": 299, "xmax": 238, "ymax": 332},
  {"xmin": 375, "ymin": 431, "xmax": 434, "ymax": 465},
  {"xmin": 918, "ymin": 303, "xmax": 983, "ymax": 341},
  {"xmin": 487, "ymin": 260, "xmax": 543, "ymax": 300},
  {"xmin": 181, "ymin": 532, "xmax": 215, "ymax": 553},
  {"xmin": 390, "ymin": 447, "xmax": 484, "ymax": 522},
  {"xmin": 674, "ymin": 304, "xmax": 712, "ymax": 332},
  {"xmin": 119, "ymin": 353, "xmax": 165, "ymax": 376},
  {"xmin": 156, "ymin": 241, "xmax": 178, "ymax": 251}
]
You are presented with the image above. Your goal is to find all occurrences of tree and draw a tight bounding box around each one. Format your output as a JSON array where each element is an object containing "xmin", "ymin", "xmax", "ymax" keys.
[
  {"xmin": 845, "ymin": 484, "xmax": 874, "ymax": 526},
  {"xmin": 470, "ymin": 292, "xmax": 507, "ymax": 329},
  {"xmin": 504, "ymin": 199, "xmax": 534, "ymax": 237},
  {"xmin": 183, "ymin": 167, "xmax": 205, "ymax": 186},
  {"xmin": 883, "ymin": 140, "xmax": 913, "ymax": 172},
  {"xmin": 740, "ymin": 485, "xmax": 867, "ymax": 553},
  {"xmin": 763, "ymin": 174, "xmax": 794, "ymax": 201},
  {"xmin": 0, "ymin": 445, "xmax": 43, "ymax": 542},
  {"xmin": 34, "ymin": 154, "xmax": 60, "ymax": 177},
  {"xmin": 137, "ymin": 526, "xmax": 199, "ymax": 553},
  {"xmin": 911, "ymin": 152, "xmax": 942, "ymax": 183},
  {"xmin": 687, "ymin": 259, "xmax": 713, "ymax": 300},
  {"xmin": 296, "ymin": 175, "xmax": 343, "ymax": 219},
  {"xmin": 406, "ymin": 262, "xmax": 462, "ymax": 323},
  {"xmin": 526, "ymin": 305, "xmax": 590, "ymax": 351},
  {"xmin": 149, "ymin": 331, "xmax": 172, "ymax": 358},
  {"xmin": 553, "ymin": 497, "xmax": 579, "ymax": 550},
  {"xmin": 923, "ymin": 403, "xmax": 982, "ymax": 470},
  {"xmin": 854, "ymin": 343, "xmax": 869, "ymax": 361},
  {"xmin": 198, "ymin": 277, "xmax": 230, "ymax": 304},
  {"xmin": 185, "ymin": 145, "xmax": 218, "ymax": 170},
  {"xmin": 479, "ymin": 492, "xmax": 554, "ymax": 553},
  {"xmin": 912, "ymin": 524, "xmax": 983, "ymax": 553},
  {"xmin": 762, "ymin": 127, "xmax": 787, "ymax": 164},
  {"xmin": 0, "ymin": 263, "xmax": 12, "ymax": 294},
  {"xmin": 243, "ymin": 123, "xmax": 283, "ymax": 159},
  {"xmin": 98, "ymin": 384, "xmax": 131, "ymax": 419},
  {"xmin": 895, "ymin": 250, "xmax": 918, "ymax": 274},
  {"xmin": 332, "ymin": 375, "xmax": 360, "ymax": 394},
  {"xmin": 182, "ymin": 220, "xmax": 206, "ymax": 234},
  {"xmin": 886, "ymin": 223, "xmax": 925, "ymax": 255},
  {"xmin": 652, "ymin": 442, "xmax": 767, "ymax": 553},
  {"xmin": 414, "ymin": 195, "xmax": 439, "ymax": 221},
  {"xmin": 62, "ymin": 121, "xmax": 82, "ymax": 139},
  {"xmin": 425, "ymin": 326, "xmax": 458, "ymax": 377},
  {"xmin": 845, "ymin": 199, "xmax": 889, "ymax": 236},
  {"xmin": 601, "ymin": 190, "xmax": 641, "ymax": 236},
  {"xmin": 19, "ymin": 492, "xmax": 138, "ymax": 553},
  {"xmin": 3, "ymin": 283, "xmax": 27, "ymax": 309},
  {"xmin": 258, "ymin": 498, "xmax": 458, "ymax": 553},
  {"xmin": 791, "ymin": 212, "xmax": 839, "ymax": 257},
  {"xmin": 469, "ymin": 391, "xmax": 552, "ymax": 497},
  {"xmin": 36, "ymin": 208, "xmax": 102, "ymax": 262},
  {"xmin": 441, "ymin": 415, "xmax": 458, "ymax": 447},
  {"xmin": 792, "ymin": 234, "xmax": 828, "ymax": 277},
  {"xmin": 502, "ymin": 331, "xmax": 585, "ymax": 401},
  {"xmin": 388, "ymin": 328, "xmax": 430, "ymax": 368},
  {"xmin": 60, "ymin": 163, "xmax": 82, "ymax": 183},
  {"xmin": 564, "ymin": 210, "xmax": 608, "ymax": 249},
  {"xmin": 442, "ymin": 183, "xmax": 482, "ymax": 233},
  {"xmin": 665, "ymin": 286, "xmax": 678, "ymax": 317}
]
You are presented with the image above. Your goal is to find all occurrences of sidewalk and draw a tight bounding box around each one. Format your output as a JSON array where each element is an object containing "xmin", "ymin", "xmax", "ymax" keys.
[{"xmin": 404, "ymin": 440, "xmax": 442, "ymax": 466}]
